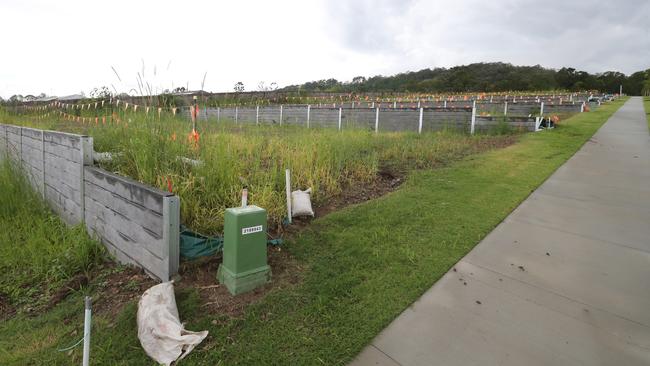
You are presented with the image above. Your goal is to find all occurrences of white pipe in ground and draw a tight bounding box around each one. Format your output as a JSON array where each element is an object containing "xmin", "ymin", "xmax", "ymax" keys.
[{"xmin": 83, "ymin": 296, "xmax": 91, "ymax": 366}]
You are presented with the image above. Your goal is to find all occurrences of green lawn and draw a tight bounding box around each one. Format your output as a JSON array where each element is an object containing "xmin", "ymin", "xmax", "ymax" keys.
[{"xmin": 0, "ymin": 98, "xmax": 627, "ymax": 365}]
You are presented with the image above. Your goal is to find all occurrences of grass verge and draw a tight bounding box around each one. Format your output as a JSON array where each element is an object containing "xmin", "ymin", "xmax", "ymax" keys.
[{"xmin": 0, "ymin": 98, "xmax": 627, "ymax": 365}]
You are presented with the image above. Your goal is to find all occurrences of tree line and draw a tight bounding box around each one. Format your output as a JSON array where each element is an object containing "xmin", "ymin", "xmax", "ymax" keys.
[{"xmin": 281, "ymin": 62, "xmax": 650, "ymax": 95}]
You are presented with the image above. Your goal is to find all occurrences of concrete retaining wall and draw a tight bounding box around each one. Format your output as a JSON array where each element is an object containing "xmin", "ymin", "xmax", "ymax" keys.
[
  {"xmin": 184, "ymin": 104, "xmax": 576, "ymax": 133},
  {"xmin": 83, "ymin": 167, "xmax": 179, "ymax": 281},
  {"xmin": 475, "ymin": 116, "xmax": 538, "ymax": 132},
  {"xmin": 0, "ymin": 123, "xmax": 179, "ymax": 281}
]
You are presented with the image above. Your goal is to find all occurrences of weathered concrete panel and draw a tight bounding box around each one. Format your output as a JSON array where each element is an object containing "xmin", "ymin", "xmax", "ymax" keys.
[
  {"xmin": 84, "ymin": 166, "xmax": 178, "ymax": 281},
  {"xmin": 84, "ymin": 178, "xmax": 164, "ymax": 237},
  {"xmin": 258, "ymin": 106, "xmax": 282, "ymax": 124},
  {"xmin": 475, "ymin": 116, "xmax": 537, "ymax": 132},
  {"xmin": 44, "ymin": 140, "xmax": 81, "ymax": 163},
  {"xmin": 310, "ymin": 108, "xmax": 339, "ymax": 129},
  {"xmin": 45, "ymin": 183, "xmax": 82, "ymax": 225},
  {"xmin": 43, "ymin": 130, "xmax": 81, "ymax": 150},
  {"xmin": 422, "ymin": 109, "xmax": 471, "ymax": 132},
  {"xmin": 84, "ymin": 166, "xmax": 169, "ymax": 213}
]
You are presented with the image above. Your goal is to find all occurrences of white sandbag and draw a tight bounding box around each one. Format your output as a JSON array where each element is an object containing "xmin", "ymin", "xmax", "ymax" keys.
[
  {"xmin": 291, "ymin": 188, "xmax": 314, "ymax": 217},
  {"xmin": 137, "ymin": 282, "xmax": 208, "ymax": 366}
]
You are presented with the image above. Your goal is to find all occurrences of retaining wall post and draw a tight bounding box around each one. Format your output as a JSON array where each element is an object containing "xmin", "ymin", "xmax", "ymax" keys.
[
  {"xmin": 470, "ymin": 101, "xmax": 476, "ymax": 135},
  {"xmin": 375, "ymin": 107, "xmax": 379, "ymax": 133}
]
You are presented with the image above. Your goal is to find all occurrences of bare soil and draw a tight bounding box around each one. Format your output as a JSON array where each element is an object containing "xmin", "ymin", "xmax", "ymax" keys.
[{"xmin": 0, "ymin": 293, "xmax": 15, "ymax": 320}]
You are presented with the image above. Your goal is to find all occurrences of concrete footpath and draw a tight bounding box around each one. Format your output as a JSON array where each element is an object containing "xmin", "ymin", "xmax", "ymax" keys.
[{"xmin": 351, "ymin": 97, "xmax": 650, "ymax": 366}]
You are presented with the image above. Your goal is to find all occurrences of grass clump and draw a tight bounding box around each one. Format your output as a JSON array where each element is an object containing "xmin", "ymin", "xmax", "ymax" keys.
[{"xmin": 0, "ymin": 162, "xmax": 104, "ymax": 311}]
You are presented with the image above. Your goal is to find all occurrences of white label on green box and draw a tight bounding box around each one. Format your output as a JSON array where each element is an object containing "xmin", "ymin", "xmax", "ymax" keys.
[{"xmin": 242, "ymin": 225, "xmax": 263, "ymax": 235}]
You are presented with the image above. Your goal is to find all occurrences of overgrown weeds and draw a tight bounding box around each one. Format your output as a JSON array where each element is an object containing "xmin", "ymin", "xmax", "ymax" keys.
[
  {"xmin": 1, "ymin": 108, "xmax": 518, "ymax": 235},
  {"xmin": 0, "ymin": 162, "xmax": 104, "ymax": 312}
]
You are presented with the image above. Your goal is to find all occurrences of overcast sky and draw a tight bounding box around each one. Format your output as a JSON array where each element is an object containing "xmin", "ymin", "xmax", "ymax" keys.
[{"xmin": 1, "ymin": 0, "xmax": 648, "ymax": 99}]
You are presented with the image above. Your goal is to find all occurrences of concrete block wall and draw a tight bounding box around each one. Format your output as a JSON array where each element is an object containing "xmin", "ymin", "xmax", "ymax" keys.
[
  {"xmin": 422, "ymin": 109, "xmax": 472, "ymax": 132},
  {"xmin": 83, "ymin": 167, "xmax": 179, "ymax": 281},
  {"xmin": 193, "ymin": 106, "xmax": 473, "ymax": 132},
  {"xmin": 544, "ymin": 104, "xmax": 583, "ymax": 115},
  {"xmin": 258, "ymin": 106, "xmax": 282, "ymax": 124},
  {"xmin": 183, "ymin": 100, "xmax": 587, "ymax": 133},
  {"xmin": 309, "ymin": 108, "xmax": 340, "ymax": 129},
  {"xmin": 2, "ymin": 125, "xmax": 90, "ymax": 225},
  {"xmin": 341, "ymin": 108, "xmax": 377, "ymax": 130},
  {"xmin": 19, "ymin": 128, "xmax": 45, "ymax": 198},
  {"xmin": 475, "ymin": 116, "xmax": 537, "ymax": 132},
  {"xmin": 43, "ymin": 130, "xmax": 92, "ymax": 225},
  {"xmin": 281, "ymin": 106, "xmax": 309, "ymax": 126},
  {"xmin": 0, "ymin": 123, "xmax": 179, "ymax": 281}
]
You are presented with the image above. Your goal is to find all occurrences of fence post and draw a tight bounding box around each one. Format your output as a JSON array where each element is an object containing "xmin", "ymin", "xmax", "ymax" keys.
[
  {"xmin": 375, "ymin": 107, "xmax": 379, "ymax": 133},
  {"xmin": 418, "ymin": 107, "xmax": 423, "ymax": 134},
  {"xmin": 470, "ymin": 101, "xmax": 476, "ymax": 135},
  {"xmin": 504, "ymin": 101, "xmax": 508, "ymax": 116},
  {"xmin": 393, "ymin": 101, "xmax": 397, "ymax": 109},
  {"xmin": 338, "ymin": 107, "xmax": 342, "ymax": 131},
  {"xmin": 217, "ymin": 107, "xmax": 220, "ymax": 123},
  {"xmin": 443, "ymin": 100, "xmax": 447, "ymax": 108},
  {"xmin": 539, "ymin": 101, "xmax": 544, "ymax": 117},
  {"xmin": 417, "ymin": 100, "xmax": 421, "ymax": 108},
  {"xmin": 280, "ymin": 105, "xmax": 283, "ymax": 125},
  {"xmin": 307, "ymin": 105, "xmax": 311, "ymax": 128},
  {"xmin": 235, "ymin": 107, "xmax": 239, "ymax": 124},
  {"xmin": 256, "ymin": 105, "xmax": 259, "ymax": 125},
  {"xmin": 581, "ymin": 102, "xmax": 585, "ymax": 112}
]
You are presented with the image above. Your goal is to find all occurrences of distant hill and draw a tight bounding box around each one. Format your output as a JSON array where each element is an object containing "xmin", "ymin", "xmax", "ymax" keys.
[{"xmin": 281, "ymin": 62, "xmax": 649, "ymax": 95}]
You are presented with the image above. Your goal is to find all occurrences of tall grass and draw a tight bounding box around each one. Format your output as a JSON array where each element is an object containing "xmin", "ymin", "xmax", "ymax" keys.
[
  {"xmin": 0, "ymin": 107, "xmax": 516, "ymax": 235},
  {"xmin": 0, "ymin": 162, "xmax": 104, "ymax": 309}
]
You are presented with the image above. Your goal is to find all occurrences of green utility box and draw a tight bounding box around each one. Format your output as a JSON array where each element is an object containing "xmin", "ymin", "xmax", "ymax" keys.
[{"xmin": 217, "ymin": 205, "xmax": 271, "ymax": 295}]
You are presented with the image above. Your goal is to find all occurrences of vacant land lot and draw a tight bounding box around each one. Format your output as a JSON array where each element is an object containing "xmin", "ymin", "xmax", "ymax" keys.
[
  {"xmin": 0, "ymin": 110, "xmax": 517, "ymax": 235},
  {"xmin": 0, "ymin": 98, "xmax": 625, "ymax": 364}
]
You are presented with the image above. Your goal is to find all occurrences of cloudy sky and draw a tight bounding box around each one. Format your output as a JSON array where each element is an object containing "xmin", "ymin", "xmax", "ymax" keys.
[{"xmin": 1, "ymin": 0, "xmax": 648, "ymax": 98}]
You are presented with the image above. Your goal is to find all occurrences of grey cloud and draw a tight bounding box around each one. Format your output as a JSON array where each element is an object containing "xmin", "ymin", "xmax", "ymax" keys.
[
  {"xmin": 325, "ymin": 0, "xmax": 650, "ymax": 75},
  {"xmin": 326, "ymin": 0, "xmax": 418, "ymax": 52}
]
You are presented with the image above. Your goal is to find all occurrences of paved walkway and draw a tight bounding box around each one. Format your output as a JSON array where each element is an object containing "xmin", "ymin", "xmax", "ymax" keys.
[{"xmin": 351, "ymin": 97, "xmax": 650, "ymax": 366}]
